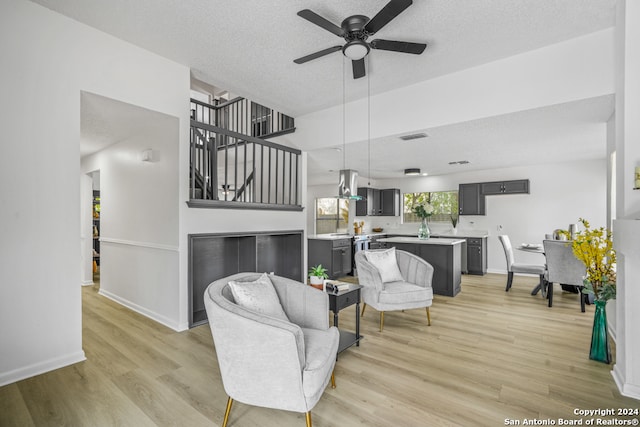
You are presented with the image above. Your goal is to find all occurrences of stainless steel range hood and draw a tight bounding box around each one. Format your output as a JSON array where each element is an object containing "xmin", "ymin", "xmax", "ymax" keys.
[{"xmin": 337, "ymin": 169, "xmax": 362, "ymax": 200}]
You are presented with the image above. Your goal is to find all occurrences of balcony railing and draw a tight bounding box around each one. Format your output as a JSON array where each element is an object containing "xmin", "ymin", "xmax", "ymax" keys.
[
  {"xmin": 191, "ymin": 98, "xmax": 295, "ymax": 139},
  {"xmin": 188, "ymin": 98, "xmax": 301, "ymax": 211}
]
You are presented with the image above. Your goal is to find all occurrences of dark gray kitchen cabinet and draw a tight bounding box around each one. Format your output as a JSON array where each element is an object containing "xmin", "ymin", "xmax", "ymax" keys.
[
  {"xmin": 466, "ymin": 237, "xmax": 487, "ymax": 275},
  {"xmin": 481, "ymin": 179, "xmax": 529, "ymax": 195},
  {"xmin": 369, "ymin": 234, "xmax": 388, "ymax": 250},
  {"xmin": 459, "ymin": 183, "xmax": 486, "ymax": 215},
  {"xmin": 308, "ymin": 238, "xmax": 352, "ymax": 279},
  {"xmin": 356, "ymin": 187, "xmax": 379, "ymax": 216},
  {"xmin": 381, "ymin": 189, "xmax": 400, "ymax": 216},
  {"xmin": 356, "ymin": 187, "xmax": 400, "ymax": 216},
  {"xmin": 387, "ymin": 241, "xmax": 461, "ymax": 297}
]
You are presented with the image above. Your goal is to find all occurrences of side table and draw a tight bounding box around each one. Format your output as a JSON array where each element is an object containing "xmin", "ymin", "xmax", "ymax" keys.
[{"xmin": 326, "ymin": 283, "xmax": 363, "ymax": 354}]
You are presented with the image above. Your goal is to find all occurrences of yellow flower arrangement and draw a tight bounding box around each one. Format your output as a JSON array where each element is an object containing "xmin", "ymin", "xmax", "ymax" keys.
[{"xmin": 571, "ymin": 218, "xmax": 616, "ymax": 302}]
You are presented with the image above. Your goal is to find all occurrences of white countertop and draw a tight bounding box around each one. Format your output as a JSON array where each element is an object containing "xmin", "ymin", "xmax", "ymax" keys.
[
  {"xmin": 431, "ymin": 231, "xmax": 489, "ymax": 238},
  {"xmin": 378, "ymin": 237, "xmax": 466, "ymax": 246},
  {"xmin": 308, "ymin": 232, "xmax": 388, "ymax": 240},
  {"xmin": 307, "ymin": 234, "xmax": 353, "ymax": 240},
  {"xmin": 308, "ymin": 231, "xmax": 488, "ymax": 240}
]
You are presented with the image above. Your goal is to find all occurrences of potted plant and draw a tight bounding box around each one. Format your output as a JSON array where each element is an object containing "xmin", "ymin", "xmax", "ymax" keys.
[
  {"xmin": 570, "ymin": 218, "xmax": 616, "ymax": 363},
  {"xmin": 308, "ymin": 264, "xmax": 328, "ymax": 290}
]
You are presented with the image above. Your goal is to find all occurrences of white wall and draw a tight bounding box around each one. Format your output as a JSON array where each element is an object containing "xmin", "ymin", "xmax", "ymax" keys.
[
  {"xmin": 0, "ymin": 0, "xmax": 190, "ymax": 386},
  {"xmin": 612, "ymin": 0, "xmax": 640, "ymax": 401},
  {"xmin": 284, "ymin": 29, "xmax": 614, "ymax": 154}
]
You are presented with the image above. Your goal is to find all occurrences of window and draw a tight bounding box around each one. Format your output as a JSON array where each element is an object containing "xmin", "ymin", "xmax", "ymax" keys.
[
  {"xmin": 316, "ymin": 198, "xmax": 350, "ymax": 234},
  {"xmin": 403, "ymin": 191, "xmax": 459, "ymax": 223}
]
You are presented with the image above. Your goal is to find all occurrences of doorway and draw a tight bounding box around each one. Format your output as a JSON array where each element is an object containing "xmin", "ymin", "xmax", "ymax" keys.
[{"xmin": 80, "ymin": 170, "xmax": 100, "ymax": 287}]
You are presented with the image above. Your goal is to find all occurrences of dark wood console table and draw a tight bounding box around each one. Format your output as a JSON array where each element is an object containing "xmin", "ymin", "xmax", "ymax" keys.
[{"xmin": 326, "ymin": 283, "xmax": 363, "ymax": 355}]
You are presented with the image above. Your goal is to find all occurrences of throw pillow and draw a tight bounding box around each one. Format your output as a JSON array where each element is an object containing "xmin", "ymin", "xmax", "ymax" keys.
[
  {"xmin": 228, "ymin": 273, "xmax": 290, "ymax": 322},
  {"xmin": 365, "ymin": 247, "xmax": 404, "ymax": 283}
]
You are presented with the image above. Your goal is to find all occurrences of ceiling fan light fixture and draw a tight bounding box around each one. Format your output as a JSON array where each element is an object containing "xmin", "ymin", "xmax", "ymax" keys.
[
  {"xmin": 404, "ymin": 168, "xmax": 421, "ymax": 176},
  {"xmin": 342, "ymin": 40, "xmax": 369, "ymax": 60}
]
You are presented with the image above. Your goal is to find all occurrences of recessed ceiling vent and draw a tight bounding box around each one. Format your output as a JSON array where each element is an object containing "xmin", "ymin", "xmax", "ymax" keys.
[
  {"xmin": 399, "ymin": 133, "xmax": 428, "ymax": 141},
  {"xmin": 449, "ymin": 160, "xmax": 470, "ymax": 165}
]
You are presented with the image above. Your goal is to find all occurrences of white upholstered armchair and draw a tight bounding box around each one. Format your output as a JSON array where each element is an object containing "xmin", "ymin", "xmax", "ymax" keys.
[
  {"xmin": 354, "ymin": 248, "xmax": 434, "ymax": 332},
  {"xmin": 204, "ymin": 272, "xmax": 339, "ymax": 427}
]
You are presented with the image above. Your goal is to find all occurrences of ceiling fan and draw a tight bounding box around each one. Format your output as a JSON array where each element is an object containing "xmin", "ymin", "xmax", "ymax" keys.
[{"xmin": 293, "ymin": 0, "xmax": 427, "ymax": 79}]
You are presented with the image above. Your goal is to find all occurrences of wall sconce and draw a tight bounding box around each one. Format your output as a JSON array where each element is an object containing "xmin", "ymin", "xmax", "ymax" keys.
[{"xmin": 140, "ymin": 149, "xmax": 154, "ymax": 162}]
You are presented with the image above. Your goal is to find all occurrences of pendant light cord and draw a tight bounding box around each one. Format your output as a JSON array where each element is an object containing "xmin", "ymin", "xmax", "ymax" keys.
[
  {"xmin": 342, "ymin": 56, "xmax": 346, "ymax": 170},
  {"xmin": 367, "ymin": 56, "xmax": 371, "ymax": 186}
]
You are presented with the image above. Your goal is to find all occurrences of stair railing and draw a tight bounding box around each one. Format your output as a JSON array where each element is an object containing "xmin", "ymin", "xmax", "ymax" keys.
[{"xmin": 189, "ymin": 99, "xmax": 300, "ymax": 211}]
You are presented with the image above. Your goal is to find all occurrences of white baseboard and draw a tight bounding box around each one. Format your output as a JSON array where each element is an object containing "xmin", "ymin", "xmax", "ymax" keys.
[
  {"xmin": 176, "ymin": 321, "xmax": 189, "ymax": 332},
  {"xmin": 608, "ymin": 321, "xmax": 616, "ymax": 343},
  {"xmin": 81, "ymin": 280, "xmax": 94, "ymax": 286},
  {"xmin": 612, "ymin": 367, "xmax": 640, "ymax": 401},
  {"xmin": 0, "ymin": 351, "xmax": 86, "ymax": 387},
  {"xmin": 98, "ymin": 289, "xmax": 180, "ymax": 331}
]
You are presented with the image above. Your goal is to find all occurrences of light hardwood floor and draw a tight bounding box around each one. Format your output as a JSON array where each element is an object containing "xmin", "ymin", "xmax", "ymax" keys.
[{"xmin": 1, "ymin": 274, "xmax": 638, "ymax": 426}]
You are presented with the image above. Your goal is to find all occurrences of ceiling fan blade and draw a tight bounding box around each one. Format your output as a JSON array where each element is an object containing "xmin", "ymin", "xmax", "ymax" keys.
[
  {"xmin": 352, "ymin": 59, "xmax": 366, "ymax": 79},
  {"xmin": 297, "ymin": 9, "xmax": 344, "ymax": 37},
  {"xmin": 294, "ymin": 46, "xmax": 342, "ymax": 64},
  {"xmin": 370, "ymin": 39, "xmax": 426, "ymax": 54},
  {"xmin": 364, "ymin": 0, "xmax": 413, "ymax": 35}
]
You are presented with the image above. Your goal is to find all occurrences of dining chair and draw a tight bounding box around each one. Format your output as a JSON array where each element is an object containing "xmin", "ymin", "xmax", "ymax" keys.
[
  {"xmin": 498, "ymin": 235, "xmax": 546, "ymax": 293},
  {"xmin": 542, "ymin": 240, "xmax": 588, "ymax": 311}
]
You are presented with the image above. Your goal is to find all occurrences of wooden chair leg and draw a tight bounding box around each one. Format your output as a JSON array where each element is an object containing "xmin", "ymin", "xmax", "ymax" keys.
[
  {"xmin": 426, "ymin": 307, "xmax": 431, "ymax": 326},
  {"xmin": 331, "ymin": 370, "xmax": 336, "ymax": 388},
  {"xmin": 361, "ymin": 303, "xmax": 367, "ymax": 317},
  {"xmin": 548, "ymin": 282, "xmax": 554, "ymax": 307},
  {"xmin": 505, "ymin": 272, "xmax": 514, "ymax": 291},
  {"xmin": 379, "ymin": 311, "xmax": 384, "ymax": 332},
  {"xmin": 222, "ymin": 397, "xmax": 233, "ymax": 427},
  {"xmin": 306, "ymin": 411, "xmax": 312, "ymax": 427}
]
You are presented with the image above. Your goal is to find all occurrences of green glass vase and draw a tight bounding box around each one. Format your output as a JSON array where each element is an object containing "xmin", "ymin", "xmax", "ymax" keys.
[
  {"xmin": 589, "ymin": 300, "xmax": 611, "ymax": 364},
  {"xmin": 418, "ymin": 218, "xmax": 430, "ymax": 240}
]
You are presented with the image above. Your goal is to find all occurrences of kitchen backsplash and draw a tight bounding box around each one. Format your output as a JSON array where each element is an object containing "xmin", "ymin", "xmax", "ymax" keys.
[{"xmin": 352, "ymin": 214, "xmax": 489, "ymax": 235}]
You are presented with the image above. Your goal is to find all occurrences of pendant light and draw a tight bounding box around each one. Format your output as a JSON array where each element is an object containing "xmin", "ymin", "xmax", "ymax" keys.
[{"xmin": 338, "ymin": 55, "xmax": 362, "ymax": 200}]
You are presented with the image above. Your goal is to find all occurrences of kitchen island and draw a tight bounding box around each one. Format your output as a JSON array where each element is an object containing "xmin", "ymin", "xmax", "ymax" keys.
[{"xmin": 377, "ymin": 237, "xmax": 464, "ymax": 297}]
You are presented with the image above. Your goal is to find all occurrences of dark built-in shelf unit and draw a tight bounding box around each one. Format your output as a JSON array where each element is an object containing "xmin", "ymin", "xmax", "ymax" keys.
[{"xmin": 188, "ymin": 230, "xmax": 304, "ymax": 327}]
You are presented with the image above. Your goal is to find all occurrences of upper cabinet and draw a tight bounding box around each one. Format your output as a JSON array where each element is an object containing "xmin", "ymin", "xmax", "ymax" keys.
[
  {"xmin": 459, "ymin": 183, "xmax": 486, "ymax": 215},
  {"xmin": 356, "ymin": 187, "xmax": 379, "ymax": 216},
  {"xmin": 481, "ymin": 179, "xmax": 529, "ymax": 195},
  {"xmin": 459, "ymin": 179, "xmax": 529, "ymax": 215},
  {"xmin": 356, "ymin": 187, "xmax": 400, "ymax": 216},
  {"xmin": 381, "ymin": 188, "xmax": 400, "ymax": 216}
]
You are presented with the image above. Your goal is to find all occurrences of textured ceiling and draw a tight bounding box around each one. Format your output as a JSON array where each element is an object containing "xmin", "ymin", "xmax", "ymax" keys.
[
  {"xmin": 305, "ymin": 95, "xmax": 614, "ymax": 184},
  {"xmin": 35, "ymin": 0, "xmax": 617, "ymax": 182},
  {"xmin": 30, "ymin": 0, "xmax": 615, "ymax": 117}
]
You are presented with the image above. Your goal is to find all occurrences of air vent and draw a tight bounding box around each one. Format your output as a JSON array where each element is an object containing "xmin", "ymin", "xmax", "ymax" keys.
[
  {"xmin": 449, "ymin": 160, "xmax": 470, "ymax": 165},
  {"xmin": 399, "ymin": 133, "xmax": 428, "ymax": 141}
]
